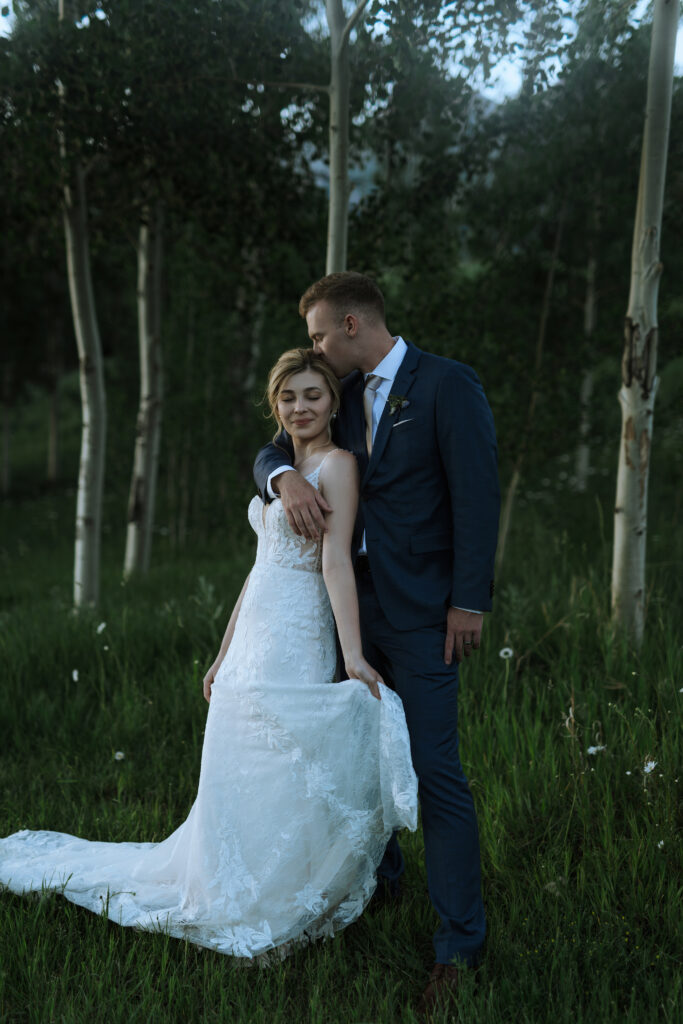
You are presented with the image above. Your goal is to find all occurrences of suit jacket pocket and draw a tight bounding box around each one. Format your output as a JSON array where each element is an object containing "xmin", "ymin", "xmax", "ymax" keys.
[{"xmin": 410, "ymin": 531, "xmax": 452, "ymax": 555}]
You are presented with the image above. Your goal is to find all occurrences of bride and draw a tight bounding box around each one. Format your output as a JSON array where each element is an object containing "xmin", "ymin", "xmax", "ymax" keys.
[{"xmin": 0, "ymin": 348, "xmax": 417, "ymax": 959}]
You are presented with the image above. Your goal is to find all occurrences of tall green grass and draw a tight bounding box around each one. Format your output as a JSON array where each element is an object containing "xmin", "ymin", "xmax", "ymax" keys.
[{"xmin": 0, "ymin": 480, "xmax": 681, "ymax": 1023}]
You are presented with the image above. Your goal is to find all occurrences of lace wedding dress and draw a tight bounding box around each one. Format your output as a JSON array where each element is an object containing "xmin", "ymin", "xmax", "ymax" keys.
[{"xmin": 0, "ymin": 461, "xmax": 418, "ymax": 958}]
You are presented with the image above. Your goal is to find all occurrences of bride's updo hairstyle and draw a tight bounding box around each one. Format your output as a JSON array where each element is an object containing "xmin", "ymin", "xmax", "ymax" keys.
[{"xmin": 266, "ymin": 348, "xmax": 341, "ymax": 439}]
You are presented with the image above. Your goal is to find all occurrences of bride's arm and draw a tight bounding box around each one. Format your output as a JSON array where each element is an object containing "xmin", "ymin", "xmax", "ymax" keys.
[
  {"xmin": 320, "ymin": 453, "xmax": 383, "ymax": 700},
  {"xmin": 202, "ymin": 573, "xmax": 250, "ymax": 702}
]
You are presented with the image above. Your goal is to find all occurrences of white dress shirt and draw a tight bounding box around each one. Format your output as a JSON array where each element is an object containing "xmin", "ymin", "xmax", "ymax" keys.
[{"xmin": 356, "ymin": 336, "xmax": 407, "ymax": 554}]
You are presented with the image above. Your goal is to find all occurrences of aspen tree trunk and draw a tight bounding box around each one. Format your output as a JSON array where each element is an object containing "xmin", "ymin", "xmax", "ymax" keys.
[
  {"xmin": 124, "ymin": 202, "xmax": 164, "ymax": 576},
  {"xmin": 611, "ymin": 0, "xmax": 678, "ymax": 645},
  {"xmin": 325, "ymin": 0, "xmax": 368, "ymax": 274},
  {"xmin": 59, "ymin": 0, "xmax": 106, "ymax": 608},
  {"xmin": 64, "ymin": 164, "xmax": 107, "ymax": 608},
  {"xmin": 496, "ymin": 202, "xmax": 566, "ymax": 572}
]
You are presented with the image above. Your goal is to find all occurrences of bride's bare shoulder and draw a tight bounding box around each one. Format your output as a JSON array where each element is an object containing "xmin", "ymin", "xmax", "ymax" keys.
[
  {"xmin": 318, "ymin": 449, "xmax": 358, "ymax": 493},
  {"xmin": 321, "ymin": 448, "xmax": 357, "ymax": 472}
]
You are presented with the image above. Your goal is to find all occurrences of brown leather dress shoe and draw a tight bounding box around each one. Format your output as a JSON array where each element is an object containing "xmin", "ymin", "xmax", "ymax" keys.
[{"xmin": 418, "ymin": 963, "xmax": 463, "ymax": 1018}]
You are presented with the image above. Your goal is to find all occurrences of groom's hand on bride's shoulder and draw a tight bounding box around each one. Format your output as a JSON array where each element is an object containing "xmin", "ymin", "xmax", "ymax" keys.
[
  {"xmin": 445, "ymin": 608, "xmax": 483, "ymax": 666},
  {"xmin": 276, "ymin": 471, "xmax": 333, "ymax": 540}
]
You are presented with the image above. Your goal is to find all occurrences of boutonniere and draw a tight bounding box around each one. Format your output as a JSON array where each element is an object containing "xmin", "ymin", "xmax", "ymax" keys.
[{"xmin": 387, "ymin": 393, "xmax": 410, "ymax": 417}]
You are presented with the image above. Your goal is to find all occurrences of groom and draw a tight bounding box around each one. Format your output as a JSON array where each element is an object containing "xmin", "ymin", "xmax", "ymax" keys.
[{"xmin": 254, "ymin": 272, "xmax": 499, "ymax": 1011}]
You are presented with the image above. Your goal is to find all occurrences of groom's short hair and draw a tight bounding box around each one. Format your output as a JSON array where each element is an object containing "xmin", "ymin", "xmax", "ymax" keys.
[{"xmin": 299, "ymin": 272, "xmax": 385, "ymax": 325}]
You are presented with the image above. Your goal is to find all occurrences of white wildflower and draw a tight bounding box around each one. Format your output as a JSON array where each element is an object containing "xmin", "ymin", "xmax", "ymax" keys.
[
  {"xmin": 114, "ymin": 751, "xmax": 125, "ymax": 762},
  {"xmin": 96, "ymin": 622, "xmax": 107, "ymax": 634},
  {"xmin": 587, "ymin": 745, "xmax": 606, "ymax": 755},
  {"xmin": 657, "ymin": 840, "xmax": 664, "ymax": 849},
  {"xmin": 499, "ymin": 647, "xmax": 514, "ymax": 660},
  {"xmin": 625, "ymin": 771, "xmax": 632, "ymax": 776},
  {"xmin": 71, "ymin": 669, "xmax": 79, "ymax": 682},
  {"xmin": 643, "ymin": 760, "xmax": 657, "ymax": 775}
]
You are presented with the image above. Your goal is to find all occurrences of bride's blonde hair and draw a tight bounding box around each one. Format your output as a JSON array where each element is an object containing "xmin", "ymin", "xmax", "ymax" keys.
[{"xmin": 266, "ymin": 348, "xmax": 341, "ymax": 439}]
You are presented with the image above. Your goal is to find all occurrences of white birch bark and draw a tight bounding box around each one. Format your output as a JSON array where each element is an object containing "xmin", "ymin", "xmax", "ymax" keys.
[
  {"xmin": 124, "ymin": 202, "xmax": 164, "ymax": 576},
  {"xmin": 59, "ymin": 0, "xmax": 106, "ymax": 608},
  {"xmin": 64, "ymin": 164, "xmax": 107, "ymax": 608},
  {"xmin": 611, "ymin": 0, "xmax": 678, "ymax": 645},
  {"xmin": 325, "ymin": 0, "xmax": 369, "ymax": 274}
]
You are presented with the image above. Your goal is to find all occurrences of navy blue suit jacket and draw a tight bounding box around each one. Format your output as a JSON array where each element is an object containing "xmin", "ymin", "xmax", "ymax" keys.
[{"xmin": 254, "ymin": 341, "xmax": 500, "ymax": 632}]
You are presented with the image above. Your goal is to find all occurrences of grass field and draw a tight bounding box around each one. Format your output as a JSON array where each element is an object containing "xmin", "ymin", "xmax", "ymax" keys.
[{"xmin": 0, "ymin": 459, "xmax": 681, "ymax": 1023}]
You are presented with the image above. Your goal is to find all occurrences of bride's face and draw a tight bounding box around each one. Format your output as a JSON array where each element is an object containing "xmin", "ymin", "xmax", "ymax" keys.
[{"xmin": 277, "ymin": 369, "xmax": 334, "ymax": 443}]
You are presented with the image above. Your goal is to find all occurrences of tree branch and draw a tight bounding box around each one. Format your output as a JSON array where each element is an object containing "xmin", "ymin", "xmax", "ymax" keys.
[
  {"xmin": 233, "ymin": 78, "xmax": 329, "ymax": 95},
  {"xmin": 340, "ymin": 0, "xmax": 370, "ymax": 55}
]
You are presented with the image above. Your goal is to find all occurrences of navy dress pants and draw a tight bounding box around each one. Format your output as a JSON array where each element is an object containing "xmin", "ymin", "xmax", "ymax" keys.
[{"xmin": 357, "ymin": 569, "xmax": 486, "ymax": 966}]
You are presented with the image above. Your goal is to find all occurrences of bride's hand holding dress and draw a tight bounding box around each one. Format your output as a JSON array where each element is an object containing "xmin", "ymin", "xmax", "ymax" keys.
[{"xmin": 202, "ymin": 573, "xmax": 250, "ymax": 703}]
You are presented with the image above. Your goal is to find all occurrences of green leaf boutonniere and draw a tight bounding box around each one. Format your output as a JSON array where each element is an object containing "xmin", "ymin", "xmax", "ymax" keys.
[{"xmin": 387, "ymin": 393, "xmax": 410, "ymax": 417}]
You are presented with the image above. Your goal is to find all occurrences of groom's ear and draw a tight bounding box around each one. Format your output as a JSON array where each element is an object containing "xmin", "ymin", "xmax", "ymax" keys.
[{"xmin": 343, "ymin": 313, "xmax": 359, "ymax": 337}]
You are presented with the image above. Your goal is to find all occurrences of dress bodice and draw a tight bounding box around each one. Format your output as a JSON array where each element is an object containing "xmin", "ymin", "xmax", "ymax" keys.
[{"xmin": 248, "ymin": 462, "xmax": 326, "ymax": 575}]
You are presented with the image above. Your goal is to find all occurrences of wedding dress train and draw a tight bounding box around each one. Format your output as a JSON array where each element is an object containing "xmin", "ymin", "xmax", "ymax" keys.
[{"xmin": 0, "ymin": 463, "xmax": 418, "ymax": 958}]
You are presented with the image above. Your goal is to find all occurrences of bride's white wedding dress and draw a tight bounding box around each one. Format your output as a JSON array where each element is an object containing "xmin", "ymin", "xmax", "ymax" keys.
[{"xmin": 0, "ymin": 461, "xmax": 418, "ymax": 958}]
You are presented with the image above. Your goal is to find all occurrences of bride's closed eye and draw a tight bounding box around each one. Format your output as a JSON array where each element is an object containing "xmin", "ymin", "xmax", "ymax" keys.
[{"xmin": 280, "ymin": 392, "xmax": 323, "ymax": 403}]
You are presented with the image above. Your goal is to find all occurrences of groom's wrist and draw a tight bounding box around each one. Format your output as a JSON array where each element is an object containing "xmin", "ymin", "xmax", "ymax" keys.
[{"xmin": 267, "ymin": 465, "xmax": 296, "ymax": 499}]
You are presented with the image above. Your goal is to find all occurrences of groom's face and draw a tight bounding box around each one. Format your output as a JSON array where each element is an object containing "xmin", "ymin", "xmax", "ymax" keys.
[{"xmin": 306, "ymin": 301, "xmax": 357, "ymax": 378}]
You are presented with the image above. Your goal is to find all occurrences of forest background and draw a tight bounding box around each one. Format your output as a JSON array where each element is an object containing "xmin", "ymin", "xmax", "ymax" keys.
[{"xmin": 0, "ymin": 2, "xmax": 681, "ymax": 1023}]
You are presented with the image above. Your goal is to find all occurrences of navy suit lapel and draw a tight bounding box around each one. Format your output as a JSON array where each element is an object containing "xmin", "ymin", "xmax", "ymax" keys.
[{"xmin": 362, "ymin": 342, "xmax": 420, "ymax": 487}]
